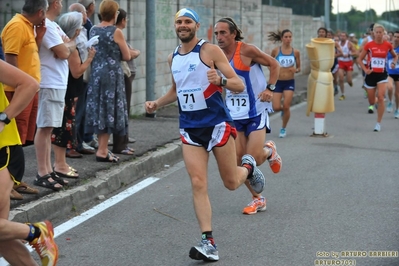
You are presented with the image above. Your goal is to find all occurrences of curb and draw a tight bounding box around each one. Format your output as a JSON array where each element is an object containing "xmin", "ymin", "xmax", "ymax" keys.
[{"xmin": 10, "ymin": 141, "xmax": 182, "ymax": 223}]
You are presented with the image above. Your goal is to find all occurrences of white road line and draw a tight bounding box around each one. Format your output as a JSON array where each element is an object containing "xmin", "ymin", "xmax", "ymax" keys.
[
  {"xmin": 1, "ymin": 84, "xmax": 359, "ymax": 265},
  {"xmin": 54, "ymin": 177, "xmax": 159, "ymax": 237},
  {"xmin": 0, "ymin": 177, "xmax": 160, "ymax": 266}
]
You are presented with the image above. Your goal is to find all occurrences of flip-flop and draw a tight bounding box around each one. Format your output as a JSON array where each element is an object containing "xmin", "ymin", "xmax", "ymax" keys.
[
  {"xmin": 96, "ymin": 152, "xmax": 119, "ymax": 163},
  {"xmin": 119, "ymin": 148, "xmax": 134, "ymax": 155},
  {"xmin": 54, "ymin": 170, "xmax": 79, "ymax": 179},
  {"xmin": 14, "ymin": 181, "xmax": 39, "ymax": 194},
  {"xmin": 69, "ymin": 166, "xmax": 78, "ymax": 173},
  {"xmin": 34, "ymin": 174, "xmax": 63, "ymax": 191},
  {"xmin": 125, "ymin": 146, "xmax": 135, "ymax": 153},
  {"xmin": 53, "ymin": 165, "xmax": 78, "ymax": 173},
  {"xmin": 108, "ymin": 150, "xmax": 119, "ymax": 160}
]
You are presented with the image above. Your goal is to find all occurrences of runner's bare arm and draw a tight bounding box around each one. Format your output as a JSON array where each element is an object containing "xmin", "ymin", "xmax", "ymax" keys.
[
  {"xmin": 389, "ymin": 48, "xmax": 398, "ymax": 69},
  {"xmin": 145, "ymin": 53, "xmax": 177, "ymax": 113},
  {"xmin": 242, "ymin": 43, "xmax": 280, "ymax": 83},
  {"xmin": 357, "ymin": 48, "xmax": 370, "ymax": 74},
  {"xmin": 294, "ymin": 49, "xmax": 301, "ymax": 73},
  {"xmin": 201, "ymin": 43, "xmax": 244, "ymax": 93},
  {"xmin": 0, "ymin": 60, "xmax": 39, "ymax": 120}
]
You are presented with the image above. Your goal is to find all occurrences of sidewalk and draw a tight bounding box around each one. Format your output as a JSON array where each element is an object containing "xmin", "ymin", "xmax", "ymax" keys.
[{"xmin": 10, "ymin": 74, "xmax": 310, "ymax": 223}]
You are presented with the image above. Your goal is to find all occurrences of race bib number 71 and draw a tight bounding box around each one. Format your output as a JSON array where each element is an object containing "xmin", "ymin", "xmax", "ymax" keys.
[{"xmin": 177, "ymin": 88, "xmax": 207, "ymax": 111}]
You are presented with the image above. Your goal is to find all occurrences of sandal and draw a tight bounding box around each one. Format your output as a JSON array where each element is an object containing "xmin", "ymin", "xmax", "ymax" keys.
[
  {"xmin": 96, "ymin": 152, "xmax": 119, "ymax": 163},
  {"xmin": 53, "ymin": 165, "xmax": 78, "ymax": 173},
  {"xmin": 54, "ymin": 170, "xmax": 79, "ymax": 179},
  {"xmin": 126, "ymin": 146, "xmax": 135, "ymax": 153},
  {"xmin": 118, "ymin": 148, "xmax": 134, "ymax": 155},
  {"xmin": 51, "ymin": 172, "xmax": 70, "ymax": 186},
  {"xmin": 108, "ymin": 151, "xmax": 119, "ymax": 160},
  {"xmin": 10, "ymin": 189, "xmax": 24, "ymax": 200},
  {"xmin": 14, "ymin": 181, "xmax": 39, "ymax": 194},
  {"xmin": 34, "ymin": 174, "xmax": 63, "ymax": 191}
]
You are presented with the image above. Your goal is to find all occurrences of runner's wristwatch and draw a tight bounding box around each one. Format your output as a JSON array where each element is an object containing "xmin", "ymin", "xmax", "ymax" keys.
[
  {"xmin": 266, "ymin": 84, "xmax": 276, "ymax": 91},
  {"xmin": 220, "ymin": 77, "xmax": 227, "ymax": 86},
  {"xmin": 0, "ymin": 112, "xmax": 10, "ymax": 124}
]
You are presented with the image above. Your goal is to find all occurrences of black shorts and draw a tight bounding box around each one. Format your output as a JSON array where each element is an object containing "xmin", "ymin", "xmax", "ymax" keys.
[
  {"xmin": 0, "ymin": 145, "xmax": 25, "ymax": 183},
  {"xmin": 364, "ymin": 72, "xmax": 388, "ymax": 88},
  {"xmin": 180, "ymin": 121, "xmax": 237, "ymax": 152},
  {"xmin": 389, "ymin": 74, "xmax": 399, "ymax": 82}
]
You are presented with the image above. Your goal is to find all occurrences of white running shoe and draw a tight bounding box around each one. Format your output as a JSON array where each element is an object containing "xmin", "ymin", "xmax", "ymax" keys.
[
  {"xmin": 373, "ymin": 123, "xmax": 381, "ymax": 132},
  {"xmin": 241, "ymin": 154, "xmax": 265, "ymax": 194},
  {"xmin": 189, "ymin": 239, "xmax": 219, "ymax": 261}
]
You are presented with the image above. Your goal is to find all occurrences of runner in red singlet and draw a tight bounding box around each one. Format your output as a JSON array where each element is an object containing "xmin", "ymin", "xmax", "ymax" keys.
[{"xmin": 357, "ymin": 24, "xmax": 398, "ymax": 132}]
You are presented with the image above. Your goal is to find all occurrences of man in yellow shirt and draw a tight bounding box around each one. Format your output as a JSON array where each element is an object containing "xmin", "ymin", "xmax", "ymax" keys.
[
  {"xmin": 1, "ymin": 0, "xmax": 48, "ymax": 199},
  {"xmin": 0, "ymin": 58, "xmax": 59, "ymax": 266}
]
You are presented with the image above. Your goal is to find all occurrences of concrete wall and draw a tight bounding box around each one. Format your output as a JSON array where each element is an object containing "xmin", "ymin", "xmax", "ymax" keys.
[{"xmin": 0, "ymin": 0, "xmax": 324, "ymax": 115}]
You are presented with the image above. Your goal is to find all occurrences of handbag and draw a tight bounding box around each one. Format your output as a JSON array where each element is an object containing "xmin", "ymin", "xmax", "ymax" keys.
[{"xmin": 121, "ymin": 61, "xmax": 131, "ymax": 77}]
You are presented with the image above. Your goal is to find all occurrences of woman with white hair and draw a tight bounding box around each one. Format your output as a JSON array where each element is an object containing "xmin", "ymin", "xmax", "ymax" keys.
[{"xmin": 52, "ymin": 11, "xmax": 96, "ymax": 179}]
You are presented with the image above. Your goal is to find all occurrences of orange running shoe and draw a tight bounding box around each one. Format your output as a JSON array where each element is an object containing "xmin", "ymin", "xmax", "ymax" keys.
[
  {"xmin": 242, "ymin": 196, "xmax": 267, "ymax": 215},
  {"xmin": 29, "ymin": 220, "xmax": 59, "ymax": 266},
  {"xmin": 264, "ymin": 140, "xmax": 282, "ymax": 174}
]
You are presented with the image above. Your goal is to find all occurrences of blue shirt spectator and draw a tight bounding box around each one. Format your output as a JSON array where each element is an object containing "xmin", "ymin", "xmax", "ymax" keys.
[{"xmin": 83, "ymin": 18, "xmax": 93, "ymax": 40}]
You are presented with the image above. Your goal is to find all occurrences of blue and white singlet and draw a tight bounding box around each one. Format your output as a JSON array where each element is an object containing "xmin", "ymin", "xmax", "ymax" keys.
[
  {"xmin": 275, "ymin": 47, "xmax": 296, "ymax": 68},
  {"xmin": 225, "ymin": 41, "xmax": 272, "ymax": 120},
  {"xmin": 171, "ymin": 39, "xmax": 233, "ymax": 128},
  {"xmin": 387, "ymin": 45, "xmax": 399, "ymax": 75}
]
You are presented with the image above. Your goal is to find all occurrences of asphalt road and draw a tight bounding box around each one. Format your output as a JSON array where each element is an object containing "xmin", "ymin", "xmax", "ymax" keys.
[
  {"xmin": 3, "ymin": 74, "xmax": 399, "ymax": 266},
  {"xmin": 33, "ymin": 76, "xmax": 399, "ymax": 266}
]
